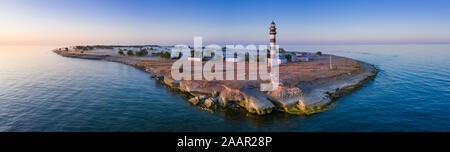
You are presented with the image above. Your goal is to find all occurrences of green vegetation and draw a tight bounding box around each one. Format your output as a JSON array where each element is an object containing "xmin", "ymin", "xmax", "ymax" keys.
[
  {"xmin": 153, "ymin": 52, "xmax": 171, "ymax": 59},
  {"xmin": 286, "ymin": 103, "xmax": 336, "ymax": 115},
  {"xmin": 118, "ymin": 49, "xmax": 124, "ymax": 55},
  {"xmin": 126, "ymin": 50, "xmax": 134, "ymax": 56},
  {"xmin": 316, "ymin": 51, "xmax": 322, "ymax": 56},
  {"xmin": 135, "ymin": 49, "xmax": 149, "ymax": 57},
  {"xmin": 75, "ymin": 46, "xmax": 93, "ymax": 51},
  {"xmin": 93, "ymin": 45, "xmax": 113, "ymax": 49},
  {"xmin": 283, "ymin": 54, "xmax": 292, "ymax": 62}
]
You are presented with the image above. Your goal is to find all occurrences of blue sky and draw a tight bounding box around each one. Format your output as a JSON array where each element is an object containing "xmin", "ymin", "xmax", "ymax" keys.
[{"xmin": 1, "ymin": 0, "xmax": 449, "ymax": 45}]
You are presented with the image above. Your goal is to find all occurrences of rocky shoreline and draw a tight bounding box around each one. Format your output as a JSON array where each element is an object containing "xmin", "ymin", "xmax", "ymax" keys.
[{"xmin": 53, "ymin": 49, "xmax": 377, "ymax": 116}]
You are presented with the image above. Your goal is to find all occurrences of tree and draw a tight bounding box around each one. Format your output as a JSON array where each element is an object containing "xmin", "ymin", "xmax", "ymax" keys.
[
  {"xmin": 118, "ymin": 49, "xmax": 124, "ymax": 55},
  {"xmin": 86, "ymin": 46, "xmax": 93, "ymax": 50},
  {"xmin": 75, "ymin": 45, "xmax": 93, "ymax": 51},
  {"xmin": 316, "ymin": 51, "xmax": 322, "ymax": 56},
  {"xmin": 161, "ymin": 52, "xmax": 170, "ymax": 58},
  {"xmin": 136, "ymin": 49, "xmax": 149, "ymax": 57},
  {"xmin": 127, "ymin": 50, "xmax": 134, "ymax": 56},
  {"xmin": 284, "ymin": 54, "xmax": 292, "ymax": 62},
  {"xmin": 153, "ymin": 52, "xmax": 171, "ymax": 59}
]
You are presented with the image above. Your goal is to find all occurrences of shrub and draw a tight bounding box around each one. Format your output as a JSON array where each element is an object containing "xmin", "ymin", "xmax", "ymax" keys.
[
  {"xmin": 153, "ymin": 52, "xmax": 171, "ymax": 59},
  {"xmin": 284, "ymin": 54, "xmax": 292, "ymax": 62},
  {"xmin": 75, "ymin": 45, "xmax": 93, "ymax": 51},
  {"xmin": 94, "ymin": 45, "xmax": 113, "ymax": 49},
  {"xmin": 161, "ymin": 52, "xmax": 171, "ymax": 58},
  {"xmin": 316, "ymin": 51, "xmax": 322, "ymax": 56},
  {"xmin": 127, "ymin": 50, "xmax": 134, "ymax": 56},
  {"xmin": 75, "ymin": 46, "xmax": 83, "ymax": 50},
  {"xmin": 118, "ymin": 49, "xmax": 124, "ymax": 55},
  {"xmin": 135, "ymin": 49, "xmax": 149, "ymax": 57}
]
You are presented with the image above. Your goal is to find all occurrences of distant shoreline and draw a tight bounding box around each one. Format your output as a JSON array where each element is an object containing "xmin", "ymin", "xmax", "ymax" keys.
[{"xmin": 53, "ymin": 46, "xmax": 377, "ymax": 116}]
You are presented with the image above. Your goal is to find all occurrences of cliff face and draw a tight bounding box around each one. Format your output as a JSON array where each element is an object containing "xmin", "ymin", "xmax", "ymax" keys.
[{"xmin": 54, "ymin": 49, "xmax": 377, "ymax": 116}]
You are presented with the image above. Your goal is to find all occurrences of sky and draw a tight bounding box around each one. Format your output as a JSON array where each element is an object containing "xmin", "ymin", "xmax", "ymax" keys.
[{"xmin": 1, "ymin": 0, "xmax": 450, "ymax": 46}]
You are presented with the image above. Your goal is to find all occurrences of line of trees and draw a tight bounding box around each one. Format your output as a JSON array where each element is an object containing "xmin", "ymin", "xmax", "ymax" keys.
[
  {"xmin": 135, "ymin": 49, "xmax": 148, "ymax": 56},
  {"xmin": 127, "ymin": 50, "xmax": 134, "ymax": 56},
  {"xmin": 153, "ymin": 52, "xmax": 171, "ymax": 59},
  {"xmin": 75, "ymin": 46, "xmax": 94, "ymax": 51},
  {"xmin": 118, "ymin": 48, "xmax": 149, "ymax": 57}
]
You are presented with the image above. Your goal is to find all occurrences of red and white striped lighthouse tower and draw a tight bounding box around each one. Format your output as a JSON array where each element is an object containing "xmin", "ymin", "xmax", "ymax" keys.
[{"xmin": 269, "ymin": 21, "xmax": 277, "ymax": 58}]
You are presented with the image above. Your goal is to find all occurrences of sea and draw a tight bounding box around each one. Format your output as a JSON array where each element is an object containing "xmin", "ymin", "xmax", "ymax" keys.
[{"xmin": 0, "ymin": 44, "xmax": 449, "ymax": 131}]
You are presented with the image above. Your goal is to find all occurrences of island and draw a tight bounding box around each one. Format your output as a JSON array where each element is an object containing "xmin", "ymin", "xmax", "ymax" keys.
[{"xmin": 53, "ymin": 44, "xmax": 377, "ymax": 116}]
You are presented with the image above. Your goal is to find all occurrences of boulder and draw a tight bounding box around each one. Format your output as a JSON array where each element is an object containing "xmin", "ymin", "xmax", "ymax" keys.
[
  {"xmin": 198, "ymin": 95, "xmax": 207, "ymax": 101},
  {"xmin": 265, "ymin": 87, "xmax": 303, "ymax": 111},
  {"xmin": 215, "ymin": 97, "xmax": 225, "ymax": 107},
  {"xmin": 240, "ymin": 90, "xmax": 275, "ymax": 115},
  {"xmin": 179, "ymin": 81, "xmax": 215, "ymax": 95},
  {"xmin": 188, "ymin": 97, "xmax": 199, "ymax": 105},
  {"xmin": 187, "ymin": 96, "xmax": 206, "ymax": 105},
  {"xmin": 203, "ymin": 97, "xmax": 215, "ymax": 108},
  {"xmin": 219, "ymin": 86, "xmax": 245, "ymax": 107},
  {"xmin": 153, "ymin": 74, "xmax": 164, "ymax": 80},
  {"xmin": 163, "ymin": 76, "xmax": 180, "ymax": 87}
]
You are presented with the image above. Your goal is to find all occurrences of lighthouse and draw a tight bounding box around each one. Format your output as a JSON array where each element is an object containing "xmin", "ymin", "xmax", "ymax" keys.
[
  {"xmin": 263, "ymin": 21, "xmax": 281, "ymax": 91},
  {"xmin": 269, "ymin": 21, "xmax": 277, "ymax": 58}
]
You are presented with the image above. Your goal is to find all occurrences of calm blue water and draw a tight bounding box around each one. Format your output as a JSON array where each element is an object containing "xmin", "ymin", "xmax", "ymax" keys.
[{"xmin": 0, "ymin": 45, "xmax": 449, "ymax": 132}]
